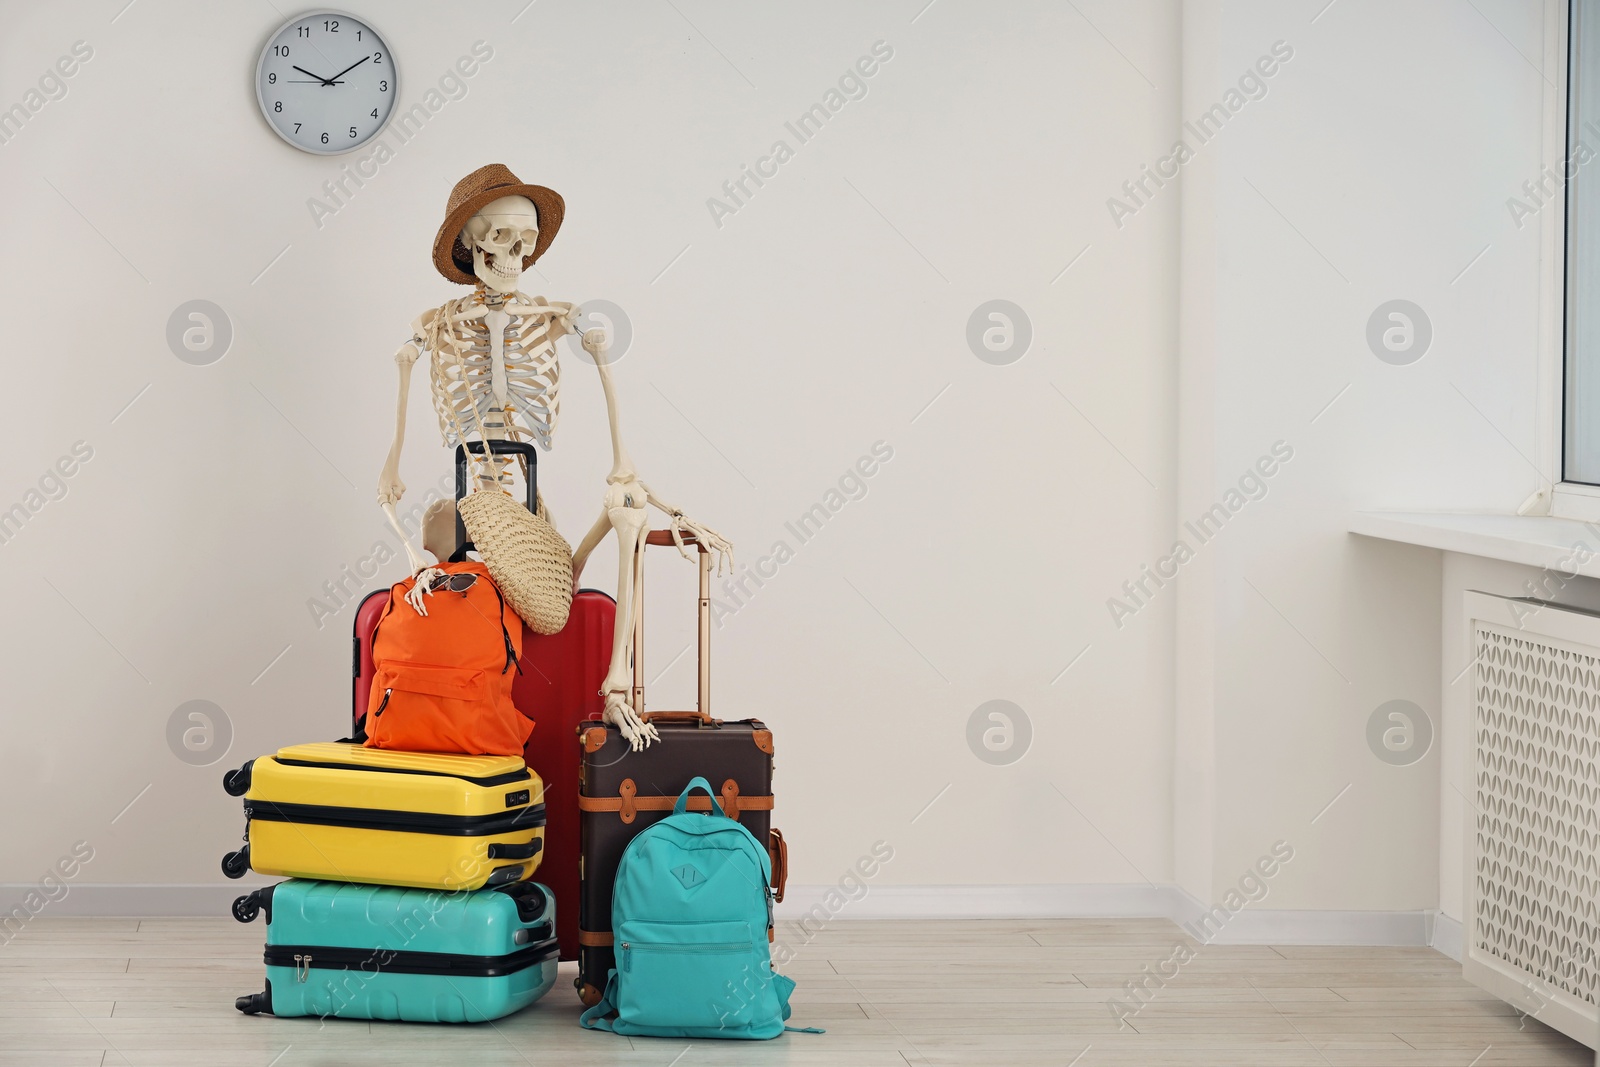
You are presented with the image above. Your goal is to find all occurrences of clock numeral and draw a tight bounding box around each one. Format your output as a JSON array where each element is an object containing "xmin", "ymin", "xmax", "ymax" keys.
[
  {"xmin": 370, "ymin": 108, "xmax": 379, "ymax": 119},
  {"xmin": 293, "ymin": 123, "xmax": 301, "ymax": 132},
  {"xmin": 296, "ymin": 27, "xmax": 308, "ymax": 37},
  {"xmin": 273, "ymin": 44, "xmax": 290, "ymax": 56},
  {"xmin": 320, "ymin": 132, "xmax": 329, "ymax": 144},
  {"xmin": 267, "ymin": 72, "xmax": 276, "ymax": 83},
  {"xmin": 348, "ymin": 126, "xmax": 358, "ymax": 138},
  {"xmin": 273, "ymin": 101, "xmax": 282, "ymax": 112},
  {"xmin": 373, "ymin": 51, "xmax": 382, "ymax": 63},
  {"xmin": 379, "ymin": 80, "xmax": 388, "ymax": 92},
  {"xmin": 323, "ymin": 19, "xmax": 339, "ymax": 31},
  {"xmin": 356, "ymin": 29, "xmax": 362, "ymax": 40}
]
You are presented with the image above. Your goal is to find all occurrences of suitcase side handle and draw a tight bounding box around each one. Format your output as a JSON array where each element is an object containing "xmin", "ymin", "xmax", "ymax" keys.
[
  {"xmin": 486, "ymin": 839, "xmax": 543, "ymax": 861},
  {"xmin": 769, "ymin": 828, "xmax": 788, "ymax": 904},
  {"xmin": 632, "ymin": 530, "xmax": 715, "ymax": 724}
]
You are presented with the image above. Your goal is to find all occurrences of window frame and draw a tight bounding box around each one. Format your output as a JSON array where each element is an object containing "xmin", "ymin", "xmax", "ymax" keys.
[{"xmin": 1550, "ymin": 1, "xmax": 1594, "ymax": 516}]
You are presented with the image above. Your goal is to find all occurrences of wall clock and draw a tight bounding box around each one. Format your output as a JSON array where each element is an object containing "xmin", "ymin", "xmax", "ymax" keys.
[{"xmin": 255, "ymin": 10, "xmax": 397, "ymax": 155}]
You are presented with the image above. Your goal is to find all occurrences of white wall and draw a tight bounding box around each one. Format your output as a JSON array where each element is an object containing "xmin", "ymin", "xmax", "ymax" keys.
[
  {"xmin": 0, "ymin": 1, "xmax": 1181, "ymax": 897},
  {"xmin": 1, "ymin": 0, "xmax": 1558, "ymax": 923},
  {"xmin": 1177, "ymin": 0, "xmax": 1550, "ymax": 910}
]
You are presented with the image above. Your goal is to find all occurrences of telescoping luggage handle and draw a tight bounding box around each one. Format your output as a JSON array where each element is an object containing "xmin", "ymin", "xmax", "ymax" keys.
[
  {"xmin": 451, "ymin": 440, "xmax": 538, "ymax": 563},
  {"xmin": 631, "ymin": 529, "xmax": 716, "ymax": 726}
]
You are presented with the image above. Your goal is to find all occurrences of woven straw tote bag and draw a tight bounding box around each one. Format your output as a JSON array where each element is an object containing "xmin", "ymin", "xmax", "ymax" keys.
[
  {"xmin": 457, "ymin": 483, "xmax": 572, "ymax": 634},
  {"xmin": 429, "ymin": 303, "xmax": 573, "ymax": 634}
]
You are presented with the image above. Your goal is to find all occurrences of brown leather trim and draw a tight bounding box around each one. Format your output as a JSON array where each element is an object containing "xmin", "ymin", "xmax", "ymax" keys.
[
  {"xmin": 578, "ymin": 792, "xmax": 774, "ymax": 816},
  {"xmin": 582, "ymin": 727, "xmax": 607, "ymax": 753},
  {"xmin": 721, "ymin": 779, "xmax": 740, "ymax": 820},
  {"xmin": 578, "ymin": 929, "xmax": 614, "ymax": 947},
  {"xmin": 619, "ymin": 779, "xmax": 637, "ymax": 824},
  {"xmin": 768, "ymin": 827, "xmax": 788, "ymax": 903},
  {"xmin": 751, "ymin": 729, "xmax": 774, "ymax": 755}
]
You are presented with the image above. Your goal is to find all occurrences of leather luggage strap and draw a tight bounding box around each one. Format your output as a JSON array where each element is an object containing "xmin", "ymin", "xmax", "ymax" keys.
[{"xmin": 578, "ymin": 778, "xmax": 773, "ymax": 824}]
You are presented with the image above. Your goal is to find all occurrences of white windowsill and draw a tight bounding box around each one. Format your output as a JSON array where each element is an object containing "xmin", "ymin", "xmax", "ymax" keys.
[{"xmin": 1349, "ymin": 511, "xmax": 1600, "ymax": 578}]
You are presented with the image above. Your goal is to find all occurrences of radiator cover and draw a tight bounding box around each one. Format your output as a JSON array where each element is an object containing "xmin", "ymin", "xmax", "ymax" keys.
[{"xmin": 1464, "ymin": 592, "xmax": 1600, "ymax": 1049}]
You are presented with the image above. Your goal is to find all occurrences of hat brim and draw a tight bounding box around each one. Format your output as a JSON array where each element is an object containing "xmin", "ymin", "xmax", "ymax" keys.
[{"xmin": 433, "ymin": 182, "xmax": 565, "ymax": 285}]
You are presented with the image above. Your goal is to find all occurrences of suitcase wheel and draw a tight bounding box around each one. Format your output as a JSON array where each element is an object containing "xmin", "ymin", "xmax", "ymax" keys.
[
  {"xmin": 222, "ymin": 760, "xmax": 254, "ymax": 797},
  {"xmin": 496, "ymin": 881, "xmax": 547, "ymax": 923},
  {"xmin": 235, "ymin": 989, "xmax": 271, "ymax": 1015},
  {"xmin": 220, "ymin": 847, "xmax": 250, "ymax": 879}
]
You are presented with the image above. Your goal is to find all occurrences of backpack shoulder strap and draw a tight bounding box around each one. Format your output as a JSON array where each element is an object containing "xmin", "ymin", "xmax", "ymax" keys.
[{"xmin": 578, "ymin": 970, "xmax": 620, "ymax": 1032}]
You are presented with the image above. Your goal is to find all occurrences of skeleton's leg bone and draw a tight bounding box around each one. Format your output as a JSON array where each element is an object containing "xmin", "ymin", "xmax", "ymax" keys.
[
  {"xmin": 570, "ymin": 507, "xmax": 613, "ymax": 588},
  {"xmin": 601, "ymin": 495, "xmax": 658, "ymax": 750}
]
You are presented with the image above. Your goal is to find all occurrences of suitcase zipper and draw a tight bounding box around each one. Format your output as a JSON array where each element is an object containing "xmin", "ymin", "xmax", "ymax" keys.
[
  {"xmin": 245, "ymin": 799, "xmax": 545, "ymax": 835},
  {"xmin": 270, "ymin": 756, "xmax": 531, "ymax": 789},
  {"xmin": 268, "ymin": 938, "xmax": 557, "ymax": 978}
]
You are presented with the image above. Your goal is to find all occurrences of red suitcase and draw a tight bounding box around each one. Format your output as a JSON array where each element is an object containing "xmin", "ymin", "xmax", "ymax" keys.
[
  {"xmin": 516, "ymin": 589, "xmax": 613, "ymax": 962},
  {"xmin": 351, "ymin": 442, "xmax": 616, "ymax": 962}
]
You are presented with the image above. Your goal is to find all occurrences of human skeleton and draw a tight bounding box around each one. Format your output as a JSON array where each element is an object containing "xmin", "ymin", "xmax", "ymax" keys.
[{"xmin": 376, "ymin": 193, "xmax": 731, "ymax": 750}]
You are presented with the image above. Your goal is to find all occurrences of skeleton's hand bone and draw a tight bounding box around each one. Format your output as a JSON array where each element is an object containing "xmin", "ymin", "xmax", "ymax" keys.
[
  {"xmin": 603, "ymin": 691, "xmax": 660, "ymax": 751},
  {"xmin": 642, "ymin": 484, "xmax": 733, "ymax": 575},
  {"xmin": 405, "ymin": 566, "xmax": 444, "ymax": 616}
]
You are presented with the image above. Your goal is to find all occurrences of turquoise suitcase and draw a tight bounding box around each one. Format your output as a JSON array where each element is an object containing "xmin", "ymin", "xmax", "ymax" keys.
[{"xmin": 232, "ymin": 878, "xmax": 558, "ymax": 1022}]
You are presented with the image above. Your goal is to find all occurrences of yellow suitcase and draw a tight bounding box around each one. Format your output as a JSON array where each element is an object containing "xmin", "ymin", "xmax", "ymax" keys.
[{"xmin": 220, "ymin": 742, "xmax": 544, "ymax": 891}]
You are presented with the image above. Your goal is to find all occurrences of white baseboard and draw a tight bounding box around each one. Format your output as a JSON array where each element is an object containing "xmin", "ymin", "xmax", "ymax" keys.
[
  {"xmin": 774, "ymin": 882, "xmax": 1180, "ymax": 921},
  {"xmin": 0, "ymin": 883, "xmax": 272, "ymax": 920},
  {"xmin": 1431, "ymin": 911, "xmax": 1464, "ymax": 961},
  {"xmin": 777, "ymin": 884, "xmax": 1439, "ymax": 946},
  {"xmin": 6, "ymin": 882, "xmax": 1445, "ymax": 949}
]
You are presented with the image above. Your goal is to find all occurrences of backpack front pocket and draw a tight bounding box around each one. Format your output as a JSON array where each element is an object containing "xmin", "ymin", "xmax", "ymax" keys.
[
  {"xmin": 615, "ymin": 919, "xmax": 767, "ymax": 1032},
  {"xmin": 366, "ymin": 663, "xmax": 498, "ymax": 753}
]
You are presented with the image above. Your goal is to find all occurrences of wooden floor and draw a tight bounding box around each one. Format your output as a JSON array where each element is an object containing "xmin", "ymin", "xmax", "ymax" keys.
[{"xmin": 0, "ymin": 917, "xmax": 1591, "ymax": 1066}]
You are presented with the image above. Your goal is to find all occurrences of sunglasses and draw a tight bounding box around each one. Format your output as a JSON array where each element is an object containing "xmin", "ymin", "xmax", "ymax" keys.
[{"xmin": 428, "ymin": 572, "xmax": 479, "ymax": 594}]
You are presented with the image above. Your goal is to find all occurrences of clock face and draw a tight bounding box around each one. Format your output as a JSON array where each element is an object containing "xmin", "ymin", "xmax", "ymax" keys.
[{"xmin": 255, "ymin": 11, "xmax": 396, "ymax": 154}]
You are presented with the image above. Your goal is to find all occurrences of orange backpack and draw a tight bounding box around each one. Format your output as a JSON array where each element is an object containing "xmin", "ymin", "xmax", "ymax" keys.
[{"xmin": 362, "ymin": 561, "xmax": 533, "ymax": 756}]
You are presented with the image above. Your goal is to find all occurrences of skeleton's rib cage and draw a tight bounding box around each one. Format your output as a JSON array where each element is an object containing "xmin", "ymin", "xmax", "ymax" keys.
[{"xmin": 418, "ymin": 293, "xmax": 571, "ymax": 453}]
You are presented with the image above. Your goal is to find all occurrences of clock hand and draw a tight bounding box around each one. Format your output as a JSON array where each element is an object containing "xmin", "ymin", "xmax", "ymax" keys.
[
  {"xmin": 323, "ymin": 54, "xmax": 373, "ymax": 83},
  {"xmin": 291, "ymin": 64, "xmax": 337, "ymax": 86}
]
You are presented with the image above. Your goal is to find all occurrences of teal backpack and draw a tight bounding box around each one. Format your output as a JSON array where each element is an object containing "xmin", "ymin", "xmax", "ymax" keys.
[{"xmin": 579, "ymin": 777, "xmax": 821, "ymax": 1040}]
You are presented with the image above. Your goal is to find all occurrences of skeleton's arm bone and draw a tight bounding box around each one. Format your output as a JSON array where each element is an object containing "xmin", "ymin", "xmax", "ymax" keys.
[
  {"xmin": 377, "ymin": 334, "xmax": 436, "ymax": 581},
  {"xmin": 582, "ymin": 329, "xmax": 636, "ymax": 483}
]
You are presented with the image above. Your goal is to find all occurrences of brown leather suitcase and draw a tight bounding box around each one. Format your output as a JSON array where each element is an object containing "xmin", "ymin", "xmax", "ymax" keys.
[{"xmin": 575, "ymin": 530, "xmax": 788, "ymax": 1005}]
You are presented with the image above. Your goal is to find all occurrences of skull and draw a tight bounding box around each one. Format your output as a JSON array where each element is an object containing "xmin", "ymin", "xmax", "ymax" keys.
[{"xmin": 462, "ymin": 194, "xmax": 539, "ymax": 294}]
